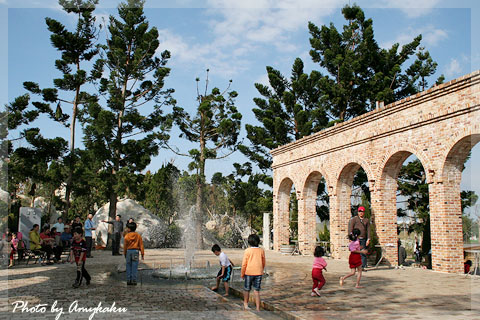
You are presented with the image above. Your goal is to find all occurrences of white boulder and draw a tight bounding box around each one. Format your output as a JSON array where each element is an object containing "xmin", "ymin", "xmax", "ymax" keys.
[{"xmin": 92, "ymin": 199, "xmax": 168, "ymax": 248}]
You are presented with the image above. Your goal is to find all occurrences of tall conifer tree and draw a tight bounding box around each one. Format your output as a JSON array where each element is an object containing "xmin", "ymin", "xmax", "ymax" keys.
[
  {"xmin": 82, "ymin": 0, "xmax": 174, "ymax": 239},
  {"xmin": 21, "ymin": 0, "xmax": 101, "ymax": 214},
  {"xmin": 170, "ymin": 72, "xmax": 242, "ymax": 249}
]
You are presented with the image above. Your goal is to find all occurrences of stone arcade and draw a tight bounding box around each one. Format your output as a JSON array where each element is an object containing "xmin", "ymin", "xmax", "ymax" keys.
[{"xmin": 271, "ymin": 70, "xmax": 480, "ymax": 273}]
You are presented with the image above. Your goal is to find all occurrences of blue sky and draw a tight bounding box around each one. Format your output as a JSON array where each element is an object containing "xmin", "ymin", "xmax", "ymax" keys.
[{"xmin": 2, "ymin": 0, "xmax": 480, "ymax": 216}]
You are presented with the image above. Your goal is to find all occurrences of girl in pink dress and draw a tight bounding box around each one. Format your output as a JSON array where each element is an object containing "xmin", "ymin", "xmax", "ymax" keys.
[{"xmin": 340, "ymin": 228, "xmax": 368, "ymax": 288}]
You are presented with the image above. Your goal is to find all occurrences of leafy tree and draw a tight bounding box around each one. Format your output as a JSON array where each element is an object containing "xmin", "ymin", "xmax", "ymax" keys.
[
  {"xmin": 142, "ymin": 163, "xmax": 180, "ymax": 221},
  {"xmin": 240, "ymin": 58, "xmax": 328, "ymax": 173},
  {"xmin": 81, "ymin": 0, "xmax": 174, "ymax": 243},
  {"xmin": 211, "ymin": 163, "xmax": 272, "ymax": 232},
  {"xmin": 406, "ymin": 47, "xmax": 444, "ymax": 91},
  {"xmin": 170, "ymin": 71, "xmax": 242, "ymax": 249},
  {"xmin": 21, "ymin": 0, "xmax": 101, "ymax": 214},
  {"xmin": 308, "ymin": 4, "xmax": 439, "ymax": 120},
  {"xmin": 398, "ymin": 160, "xmax": 477, "ymax": 254}
]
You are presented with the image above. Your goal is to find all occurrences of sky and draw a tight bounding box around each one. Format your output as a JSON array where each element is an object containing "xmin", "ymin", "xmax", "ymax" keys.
[{"xmin": 1, "ymin": 0, "xmax": 480, "ymax": 217}]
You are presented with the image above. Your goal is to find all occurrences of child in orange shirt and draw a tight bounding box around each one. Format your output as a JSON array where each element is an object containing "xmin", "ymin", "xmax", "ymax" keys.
[
  {"xmin": 241, "ymin": 234, "xmax": 266, "ymax": 311},
  {"xmin": 124, "ymin": 222, "xmax": 144, "ymax": 285}
]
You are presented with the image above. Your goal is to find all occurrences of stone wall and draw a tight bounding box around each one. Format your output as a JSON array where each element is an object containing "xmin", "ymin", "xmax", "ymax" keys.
[{"xmin": 271, "ymin": 70, "xmax": 480, "ymax": 273}]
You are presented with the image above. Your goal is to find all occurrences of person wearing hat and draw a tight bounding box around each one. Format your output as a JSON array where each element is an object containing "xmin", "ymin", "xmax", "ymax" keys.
[
  {"xmin": 61, "ymin": 225, "xmax": 73, "ymax": 249},
  {"xmin": 348, "ymin": 206, "xmax": 370, "ymax": 269}
]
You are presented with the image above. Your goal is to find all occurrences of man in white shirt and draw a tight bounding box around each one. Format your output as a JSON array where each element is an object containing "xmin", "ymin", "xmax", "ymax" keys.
[{"xmin": 52, "ymin": 217, "xmax": 65, "ymax": 233}]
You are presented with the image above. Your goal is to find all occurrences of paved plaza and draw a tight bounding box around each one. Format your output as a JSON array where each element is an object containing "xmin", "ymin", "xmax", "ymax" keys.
[{"xmin": 2, "ymin": 249, "xmax": 479, "ymax": 319}]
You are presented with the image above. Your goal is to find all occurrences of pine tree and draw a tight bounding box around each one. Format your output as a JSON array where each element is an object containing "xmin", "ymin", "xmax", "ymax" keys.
[
  {"xmin": 81, "ymin": 0, "xmax": 174, "ymax": 241},
  {"xmin": 308, "ymin": 4, "xmax": 425, "ymax": 120},
  {"xmin": 240, "ymin": 58, "xmax": 328, "ymax": 174},
  {"xmin": 170, "ymin": 71, "xmax": 242, "ymax": 249},
  {"xmin": 22, "ymin": 0, "xmax": 101, "ymax": 215}
]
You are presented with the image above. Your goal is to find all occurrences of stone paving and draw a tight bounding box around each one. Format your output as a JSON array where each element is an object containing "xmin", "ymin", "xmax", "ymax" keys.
[{"xmin": 2, "ymin": 248, "xmax": 479, "ymax": 319}]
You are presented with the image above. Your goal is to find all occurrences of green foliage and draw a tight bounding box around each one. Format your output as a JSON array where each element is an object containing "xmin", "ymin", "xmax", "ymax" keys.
[
  {"xmin": 211, "ymin": 163, "xmax": 272, "ymax": 232},
  {"xmin": 240, "ymin": 58, "xmax": 328, "ymax": 174},
  {"xmin": 171, "ymin": 72, "xmax": 242, "ymax": 248},
  {"xmin": 142, "ymin": 163, "xmax": 180, "ymax": 221},
  {"xmin": 318, "ymin": 223, "xmax": 330, "ymax": 241},
  {"xmin": 82, "ymin": 0, "xmax": 174, "ymax": 219}
]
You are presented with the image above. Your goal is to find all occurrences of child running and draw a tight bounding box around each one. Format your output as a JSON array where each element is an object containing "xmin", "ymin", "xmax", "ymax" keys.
[
  {"xmin": 70, "ymin": 228, "xmax": 91, "ymax": 288},
  {"xmin": 241, "ymin": 234, "xmax": 266, "ymax": 311},
  {"xmin": 311, "ymin": 246, "xmax": 327, "ymax": 296},
  {"xmin": 210, "ymin": 244, "xmax": 233, "ymax": 296},
  {"xmin": 340, "ymin": 228, "xmax": 368, "ymax": 288},
  {"xmin": 124, "ymin": 222, "xmax": 144, "ymax": 285}
]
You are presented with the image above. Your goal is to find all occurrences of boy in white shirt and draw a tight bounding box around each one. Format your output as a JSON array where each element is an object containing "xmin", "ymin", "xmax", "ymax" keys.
[{"xmin": 211, "ymin": 244, "xmax": 233, "ymax": 296}]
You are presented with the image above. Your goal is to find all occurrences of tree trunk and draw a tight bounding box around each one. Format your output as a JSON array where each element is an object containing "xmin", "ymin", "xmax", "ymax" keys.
[
  {"xmin": 64, "ymin": 63, "xmax": 81, "ymax": 218},
  {"xmin": 195, "ymin": 114, "xmax": 206, "ymax": 250}
]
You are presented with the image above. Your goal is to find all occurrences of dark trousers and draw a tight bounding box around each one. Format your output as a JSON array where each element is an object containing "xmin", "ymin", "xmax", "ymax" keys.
[
  {"xmin": 312, "ymin": 268, "xmax": 326, "ymax": 291},
  {"xmin": 85, "ymin": 237, "xmax": 92, "ymax": 257},
  {"xmin": 75, "ymin": 260, "xmax": 91, "ymax": 284},
  {"xmin": 41, "ymin": 245, "xmax": 53, "ymax": 261},
  {"xmin": 112, "ymin": 232, "xmax": 121, "ymax": 255},
  {"xmin": 53, "ymin": 246, "xmax": 62, "ymax": 260},
  {"xmin": 359, "ymin": 238, "xmax": 367, "ymax": 268}
]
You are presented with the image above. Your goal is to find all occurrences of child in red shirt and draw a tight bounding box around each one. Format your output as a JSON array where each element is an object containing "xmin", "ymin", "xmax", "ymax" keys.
[{"xmin": 69, "ymin": 228, "xmax": 91, "ymax": 288}]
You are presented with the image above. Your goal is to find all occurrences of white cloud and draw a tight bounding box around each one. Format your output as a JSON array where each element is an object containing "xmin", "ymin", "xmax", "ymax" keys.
[
  {"xmin": 445, "ymin": 58, "xmax": 461, "ymax": 78},
  {"xmin": 157, "ymin": 29, "xmax": 250, "ymax": 78},
  {"xmin": 381, "ymin": 25, "xmax": 448, "ymax": 49},
  {"xmin": 379, "ymin": 0, "xmax": 441, "ymax": 18},
  {"xmin": 153, "ymin": 0, "xmax": 347, "ymax": 78},
  {"xmin": 205, "ymin": 0, "xmax": 343, "ymax": 51}
]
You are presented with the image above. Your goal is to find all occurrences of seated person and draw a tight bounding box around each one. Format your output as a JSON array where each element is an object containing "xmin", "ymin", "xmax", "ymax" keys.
[
  {"xmin": 465, "ymin": 260, "xmax": 473, "ymax": 274},
  {"xmin": 30, "ymin": 224, "xmax": 52, "ymax": 265},
  {"xmin": 39, "ymin": 226, "xmax": 56, "ymax": 263},
  {"xmin": 50, "ymin": 227, "xmax": 63, "ymax": 262},
  {"xmin": 61, "ymin": 226, "xmax": 73, "ymax": 248}
]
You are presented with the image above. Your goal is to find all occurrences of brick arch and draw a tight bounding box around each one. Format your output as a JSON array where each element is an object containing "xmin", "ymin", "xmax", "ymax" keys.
[
  {"xmin": 270, "ymin": 71, "xmax": 480, "ymax": 271},
  {"xmin": 328, "ymin": 158, "xmax": 373, "ymax": 259},
  {"xmin": 439, "ymin": 123, "xmax": 480, "ymax": 183},
  {"xmin": 273, "ymin": 177, "xmax": 295, "ymax": 249},
  {"xmin": 374, "ymin": 147, "xmax": 431, "ymax": 266},
  {"xmin": 334, "ymin": 156, "xmax": 374, "ymax": 195},
  {"xmin": 376, "ymin": 144, "xmax": 433, "ymax": 186}
]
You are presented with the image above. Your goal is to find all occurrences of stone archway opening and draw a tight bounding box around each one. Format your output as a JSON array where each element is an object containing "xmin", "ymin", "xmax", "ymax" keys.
[
  {"xmin": 300, "ymin": 171, "xmax": 329, "ymax": 255},
  {"xmin": 461, "ymin": 138, "xmax": 480, "ymax": 247},
  {"xmin": 395, "ymin": 154, "xmax": 430, "ymax": 267},
  {"xmin": 333, "ymin": 163, "xmax": 370, "ymax": 260},
  {"xmin": 379, "ymin": 151, "xmax": 430, "ymax": 267},
  {"xmin": 274, "ymin": 177, "xmax": 296, "ymax": 250},
  {"xmin": 436, "ymin": 134, "xmax": 480, "ymax": 272}
]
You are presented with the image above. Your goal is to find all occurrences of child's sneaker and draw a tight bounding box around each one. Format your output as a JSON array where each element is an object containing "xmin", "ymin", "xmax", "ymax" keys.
[
  {"xmin": 86, "ymin": 279, "xmax": 90, "ymax": 286},
  {"xmin": 313, "ymin": 288, "xmax": 321, "ymax": 296},
  {"xmin": 310, "ymin": 292, "xmax": 317, "ymax": 297},
  {"xmin": 72, "ymin": 282, "xmax": 80, "ymax": 288},
  {"xmin": 127, "ymin": 280, "xmax": 132, "ymax": 285},
  {"xmin": 132, "ymin": 280, "xmax": 137, "ymax": 286}
]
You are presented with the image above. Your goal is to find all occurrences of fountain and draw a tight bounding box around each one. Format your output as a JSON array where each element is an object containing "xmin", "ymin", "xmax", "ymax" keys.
[{"xmin": 153, "ymin": 206, "xmax": 221, "ymax": 280}]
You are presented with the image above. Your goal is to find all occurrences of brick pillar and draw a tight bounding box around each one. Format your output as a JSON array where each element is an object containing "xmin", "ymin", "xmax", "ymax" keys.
[
  {"xmin": 330, "ymin": 187, "xmax": 350, "ymax": 260},
  {"xmin": 298, "ymin": 192, "xmax": 317, "ymax": 256},
  {"xmin": 429, "ymin": 181, "xmax": 463, "ymax": 273},
  {"xmin": 273, "ymin": 187, "xmax": 290, "ymax": 251},
  {"xmin": 371, "ymin": 188, "xmax": 398, "ymax": 266}
]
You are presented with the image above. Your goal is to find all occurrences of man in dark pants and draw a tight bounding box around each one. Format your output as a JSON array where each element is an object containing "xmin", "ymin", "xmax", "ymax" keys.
[
  {"xmin": 348, "ymin": 206, "xmax": 370, "ymax": 269},
  {"xmin": 84, "ymin": 214, "xmax": 96, "ymax": 258},
  {"xmin": 102, "ymin": 215, "xmax": 124, "ymax": 255}
]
